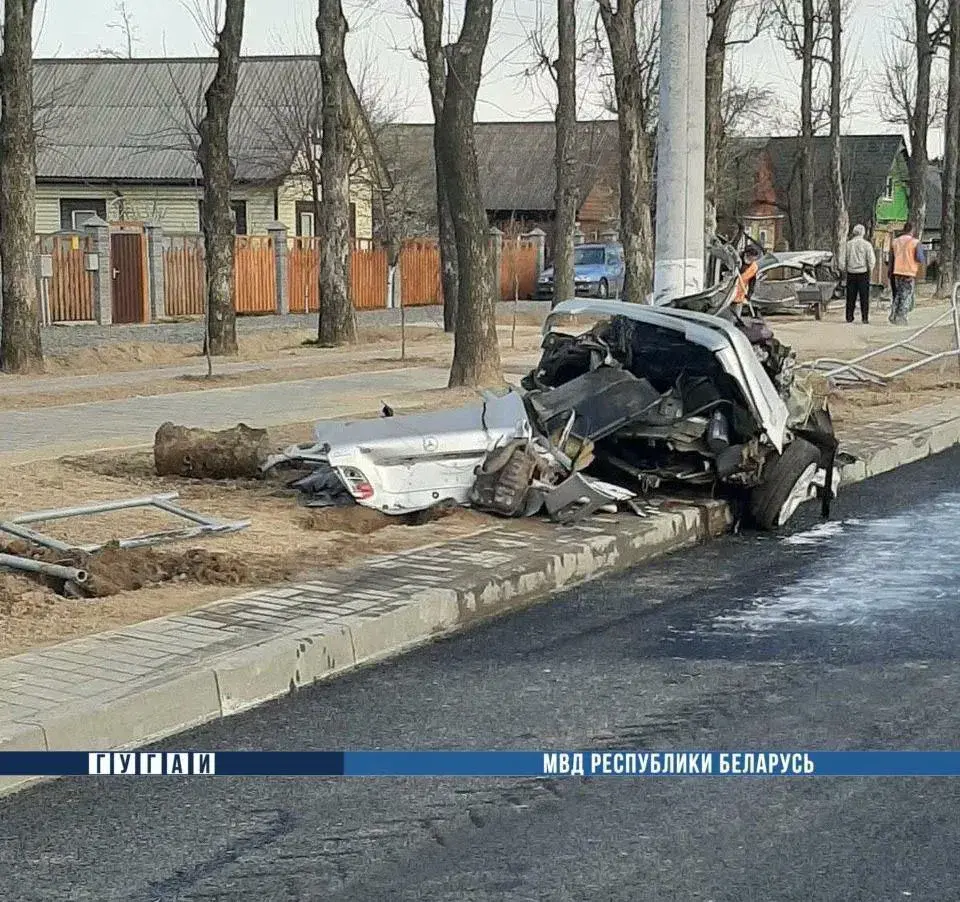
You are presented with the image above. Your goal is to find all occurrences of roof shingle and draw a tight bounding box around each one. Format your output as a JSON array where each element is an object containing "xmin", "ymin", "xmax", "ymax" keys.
[{"xmin": 33, "ymin": 56, "xmax": 326, "ymax": 183}]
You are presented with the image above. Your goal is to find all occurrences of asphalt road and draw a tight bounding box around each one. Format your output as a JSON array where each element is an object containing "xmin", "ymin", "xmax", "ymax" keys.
[{"xmin": 3, "ymin": 449, "xmax": 960, "ymax": 901}]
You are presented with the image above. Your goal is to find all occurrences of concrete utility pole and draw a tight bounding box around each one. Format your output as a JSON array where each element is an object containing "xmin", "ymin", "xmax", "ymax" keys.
[{"xmin": 653, "ymin": 0, "xmax": 708, "ymax": 304}]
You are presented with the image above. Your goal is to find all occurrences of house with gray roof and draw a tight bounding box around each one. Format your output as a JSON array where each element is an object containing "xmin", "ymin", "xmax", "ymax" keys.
[
  {"xmin": 32, "ymin": 55, "xmax": 375, "ymax": 239},
  {"xmin": 379, "ymin": 120, "xmax": 621, "ymax": 256}
]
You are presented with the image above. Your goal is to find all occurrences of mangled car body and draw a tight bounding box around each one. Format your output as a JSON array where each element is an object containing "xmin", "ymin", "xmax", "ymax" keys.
[
  {"xmin": 265, "ymin": 245, "xmax": 839, "ymax": 531},
  {"xmin": 750, "ymin": 250, "xmax": 839, "ymax": 318},
  {"xmin": 522, "ymin": 299, "xmax": 838, "ymax": 528}
]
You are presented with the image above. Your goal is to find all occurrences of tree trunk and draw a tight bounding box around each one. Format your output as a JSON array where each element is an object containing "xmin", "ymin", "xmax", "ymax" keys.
[
  {"xmin": 154, "ymin": 422, "xmax": 269, "ymax": 479},
  {"xmin": 937, "ymin": 0, "xmax": 959, "ymax": 295},
  {"xmin": 418, "ymin": 0, "xmax": 460, "ymax": 332},
  {"xmin": 317, "ymin": 0, "xmax": 358, "ymax": 346},
  {"xmin": 435, "ymin": 0, "xmax": 501, "ymax": 387},
  {"xmin": 599, "ymin": 0, "xmax": 654, "ymax": 300},
  {"xmin": 799, "ymin": 0, "xmax": 816, "ymax": 248},
  {"xmin": 552, "ymin": 0, "xmax": 578, "ymax": 307},
  {"xmin": 705, "ymin": 0, "xmax": 736, "ymax": 237},
  {"xmin": 828, "ymin": 0, "xmax": 848, "ymax": 262},
  {"xmin": 0, "ymin": 0, "xmax": 43, "ymax": 375},
  {"xmin": 908, "ymin": 0, "xmax": 936, "ymax": 240},
  {"xmin": 197, "ymin": 0, "xmax": 244, "ymax": 357},
  {"xmin": 435, "ymin": 138, "xmax": 460, "ymax": 332}
]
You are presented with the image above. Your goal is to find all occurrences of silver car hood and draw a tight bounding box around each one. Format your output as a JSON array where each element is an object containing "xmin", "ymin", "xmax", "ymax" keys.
[{"xmin": 546, "ymin": 299, "xmax": 790, "ymax": 451}]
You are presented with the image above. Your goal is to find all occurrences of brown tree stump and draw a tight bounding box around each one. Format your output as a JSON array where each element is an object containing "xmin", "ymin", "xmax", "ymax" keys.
[{"xmin": 154, "ymin": 422, "xmax": 269, "ymax": 479}]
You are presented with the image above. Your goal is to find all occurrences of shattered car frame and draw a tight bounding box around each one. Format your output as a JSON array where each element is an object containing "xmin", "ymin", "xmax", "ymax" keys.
[
  {"xmin": 750, "ymin": 250, "xmax": 839, "ymax": 318},
  {"xmin": 265, "ymin": 239, "xmax": 839, "ymax": 531}
]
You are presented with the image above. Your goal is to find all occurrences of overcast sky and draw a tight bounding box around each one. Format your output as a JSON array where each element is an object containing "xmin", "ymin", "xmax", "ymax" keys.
[{"xmin": 32, "ymin": 0, "xmax": 942, "ymax": 155}]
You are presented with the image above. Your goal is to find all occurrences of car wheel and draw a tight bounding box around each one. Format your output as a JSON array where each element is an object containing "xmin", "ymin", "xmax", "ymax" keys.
[
  {"xmin": 748, "ymin": 438, "xmax": 822, "ymax": 530},
  {"xmin": 598, "ymin": 278, "xmax": 609, "ymax": 299}
]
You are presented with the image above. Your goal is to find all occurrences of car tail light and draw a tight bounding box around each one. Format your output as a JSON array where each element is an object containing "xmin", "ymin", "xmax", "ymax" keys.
[{"xmin": 340, "ymin": 467, "xmax": 374, "ymax": 499}]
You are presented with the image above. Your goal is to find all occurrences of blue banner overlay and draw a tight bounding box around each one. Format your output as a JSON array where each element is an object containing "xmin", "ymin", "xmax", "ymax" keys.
[{"xmin": 3, "ymin": 751, "xmax": 960, "ymax": 778}]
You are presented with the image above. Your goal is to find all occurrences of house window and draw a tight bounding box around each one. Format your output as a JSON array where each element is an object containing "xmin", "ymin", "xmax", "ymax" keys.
[
  {"xmin": 59, "ymin": 198, "xmax": 107, "ymax": 231},
  {"xmin": 883, "ymin": 176, "xmax": 894, "ymax": 201},
  {"xmin": 197, "ymin": 200, "xmax": 248, "ymax": 235},
  {"xmin": 295, "ymin": 201, "xmax": 316, "ymax": 237}
]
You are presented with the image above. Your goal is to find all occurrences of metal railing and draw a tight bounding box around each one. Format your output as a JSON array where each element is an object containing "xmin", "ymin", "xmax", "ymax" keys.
[{"xmin": 798, "ymin": 282, "xmax": 960, "ymax": 385}]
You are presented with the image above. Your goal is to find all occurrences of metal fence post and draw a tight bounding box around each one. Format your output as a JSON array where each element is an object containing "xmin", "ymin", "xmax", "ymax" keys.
[
  {"xmin": 84, "ymin": 215, "xmax": 112, "ymax": 325},
  {"xmin": 267, "ymin": 221, "xmax": 289, "ymax": 316},
  {"xmin": 144, "ymin": 221, "xmax": 165, "ymax": 321}
]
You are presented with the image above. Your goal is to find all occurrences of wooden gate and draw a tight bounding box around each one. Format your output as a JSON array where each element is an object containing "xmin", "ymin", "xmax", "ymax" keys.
[{"xmin": 110, "ymin": 232, "xmax": 146, "ymax": 323}]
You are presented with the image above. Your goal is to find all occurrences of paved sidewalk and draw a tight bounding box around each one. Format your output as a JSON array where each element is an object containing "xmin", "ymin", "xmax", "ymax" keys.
[
  {"xmin": 2, "ymin": 397, "xmax": 960, "ymax": 797},
  {"xmin": 0, "ymin": 366, "xmax": 452, "ymax": 461}
]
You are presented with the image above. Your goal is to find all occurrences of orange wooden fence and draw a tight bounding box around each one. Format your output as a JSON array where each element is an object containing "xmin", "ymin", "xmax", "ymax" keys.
[
  {"xmin": 399, "ymin": 240, "xmax": 442, "ymax": 307},
  {"xmin": 234, "ymin": 236, "xmax": 276, "ymax": 314},
  {"xmin": 288, "ymin": 237, "xmax": 320, "ymax": 313},
  {"xmin": 37, "ymin": 234, "xmax": 95, "ymax": 321},
  {"xmin": 163, "ymin": 234, "xmax": 205, "ymax": 316},
  {"xmin": 499, "ymin": 238, "xmax": 538, "ymax": 300},
  {"xmin": 157, "ymin": 233, "xmax": 540, "ymax": 319},
  {"xmin": 352, "ymin": 245, "xmax": 388, "ymax": 310}
]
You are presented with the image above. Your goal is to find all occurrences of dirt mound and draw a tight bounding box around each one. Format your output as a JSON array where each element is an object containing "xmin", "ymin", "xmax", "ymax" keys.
[{"xmin": 1, "ymin": 541, "xmax": 295, "ymax": 599}]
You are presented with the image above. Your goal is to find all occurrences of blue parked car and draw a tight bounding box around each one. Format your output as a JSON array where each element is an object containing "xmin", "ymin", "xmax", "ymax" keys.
[{"xmin": 534, "ymin": 242, "xmax": 625, "ymax": 301}]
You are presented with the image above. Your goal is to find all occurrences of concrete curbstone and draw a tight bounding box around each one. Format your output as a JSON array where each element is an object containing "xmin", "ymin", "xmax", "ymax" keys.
[
  {"xmin": 213, "ymin": 638, "xmax": 305, "ymax": 717},
  {"xmin": 0, "ymin": 722, "xmax": 47, "ymax": 798},
  {"xmin": 39, "ymin": 669, "xmax": 221, "ymax": 751},
  {"xmin": 348, "ymin": 589, "xmax": 459, "ymax": 664}
]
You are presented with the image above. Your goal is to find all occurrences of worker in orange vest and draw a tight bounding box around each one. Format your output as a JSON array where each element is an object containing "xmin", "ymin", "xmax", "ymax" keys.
[
  {"xmin": 887, "ymin": 222, "xmax": 926, "ymax": 325},
  {"xmin": 733, "ymin": 245, "xmax": 761, "ymax": 309}
]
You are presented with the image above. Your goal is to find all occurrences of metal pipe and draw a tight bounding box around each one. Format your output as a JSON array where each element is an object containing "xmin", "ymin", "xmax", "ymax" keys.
[
  {"xmin": 10, "ymin": 493, "xmax": 181, "ymax": 525},
  {"xmin": 0, "ymin": 553, "xmax": 88, "ymax": 584},
  {"xmin": 0, "ymin": 521, "xmax": 76, "ymax": 553}
]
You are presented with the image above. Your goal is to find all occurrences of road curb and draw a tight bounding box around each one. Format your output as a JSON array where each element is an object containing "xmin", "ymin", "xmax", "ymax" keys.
[{"xmin": 1, "ymin": 410, "xmax": 958, "ymax": 798}]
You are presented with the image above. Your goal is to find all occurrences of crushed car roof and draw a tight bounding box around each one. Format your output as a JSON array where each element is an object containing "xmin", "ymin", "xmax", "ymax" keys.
[{"xmin": 545, "ymin": 298, "xmax": 791, "ymax": 450}]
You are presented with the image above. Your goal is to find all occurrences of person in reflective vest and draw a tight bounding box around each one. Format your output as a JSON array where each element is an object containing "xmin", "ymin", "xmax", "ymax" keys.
[
  {"xmin": 733, "ymin": 246, "xmax": 761, "ymax": 309},
  {"xmin": 887, "ymin": 222, "xmax": 926, "ymax": 325}
]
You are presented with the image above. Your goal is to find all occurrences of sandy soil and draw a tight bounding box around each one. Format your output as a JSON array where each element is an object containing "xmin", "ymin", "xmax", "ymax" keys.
[{"xmin": 0, "ymin": 389, "xmax": 509, "ymax": 658}]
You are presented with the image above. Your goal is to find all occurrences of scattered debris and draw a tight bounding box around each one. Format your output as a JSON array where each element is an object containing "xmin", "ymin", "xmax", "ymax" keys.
[
  {"xmin": 263, "ymin": 241, "xmax": 840, "ymax": 531},
  {"xmin": 154, "ymin": 422, "xmax": 269, "ymax": 479}
]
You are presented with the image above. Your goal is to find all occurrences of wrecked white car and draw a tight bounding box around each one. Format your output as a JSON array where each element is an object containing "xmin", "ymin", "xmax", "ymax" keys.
[
  {"xmin": 750, "ymin": 250, "xmax": 839, "ymax": 319},
  {"xmin": 522, "ymin": 299, "xmax": 838, "ymax": 529},
  {"xmin": 264, "ymin": 243, "xmax": 839, "ymax": 531}
]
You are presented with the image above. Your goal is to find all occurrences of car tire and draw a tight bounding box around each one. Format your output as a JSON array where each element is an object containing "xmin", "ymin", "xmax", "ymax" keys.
[
  {"xmin": 749, "ymin": 438, "xmax": 822, "ymax": 530},
  {"xmin": 598, "ymin": 278, "xmax": 609, "ymax": 299}
]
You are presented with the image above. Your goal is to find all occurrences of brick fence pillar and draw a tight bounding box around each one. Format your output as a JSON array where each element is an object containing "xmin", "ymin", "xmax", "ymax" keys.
[
  {"xmin": 144, "ymin": 221, "xmax": 165, "ymax": 321},
  {"xmin": 84, "ymin": 215, "xmax": 112, "ymax": 325},
  {"xmin": 267, "ymin": 221, "xmax": 289, "ymax": 315},
  {"xmin": 525, "ymin": 227, "xmax": 547, "ymax": 279}
]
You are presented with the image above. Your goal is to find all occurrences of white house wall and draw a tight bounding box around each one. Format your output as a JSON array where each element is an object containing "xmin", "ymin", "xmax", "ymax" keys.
[{"xmin": 36, "ymin": 179, "xmax": 373, "ymax": 239}]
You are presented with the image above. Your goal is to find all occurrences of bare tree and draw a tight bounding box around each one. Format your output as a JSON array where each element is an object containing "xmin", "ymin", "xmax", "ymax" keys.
[
  {"xmin": 197, "ymin": 0, "xmax": 244, "ymax": 357},
  {"xmin": 878, "ymin": 1, "xmax": 949, "ymax": 237},
  {"xmin": 405, "ymin": 0, "xmax": 459, "ymax": 333},
  {"xmin": 706, "ymin": 1, "xmax": 770, "ymax": 235},
  {"xmin": 95, "ymin": 1, "xmax": 141, "ymax": 58},
  {"xmin": 938, "ymin": 0, "xmax": 960, "ymax": 294},
  {"xmin": 410, "ymin": 0, "xmax": 501, "ymax": 386},
  {"xmin": 773, "ymin": 0, "xmax": 829, "ymax": 248},
  {"xmin": 828, "ymin": 0, "xmax": 848, "ymax": 261},
  {"xmin": 0, "ymin": 0, "xmax": 44, "ymax": 374},
  {"xmin": 527, "ymin": 0, "xmax": 579, "ymax": 305},
  {"xmin": 597, "ymin": 0, "xmax": 656, "ymax": 299},
  {"xmin": 316, "ymin": 0, "xmax": 358, "ymax": 346}
]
